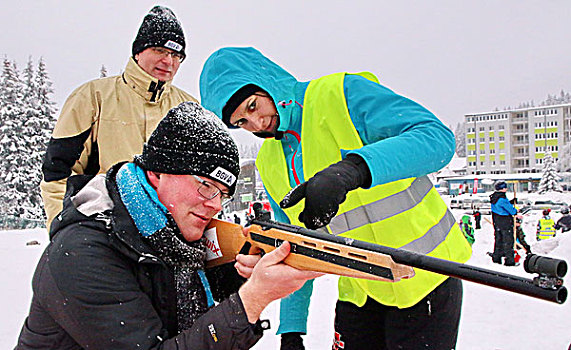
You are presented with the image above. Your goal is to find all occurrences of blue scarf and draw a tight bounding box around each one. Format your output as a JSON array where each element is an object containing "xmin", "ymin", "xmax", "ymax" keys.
[
  {"xmin": 116, "ymin": 163, "xmax": 214, "ymax": 331},
  {"xmin": 116, "ymin": 163, "xmax": 168, "ymax": 236}
]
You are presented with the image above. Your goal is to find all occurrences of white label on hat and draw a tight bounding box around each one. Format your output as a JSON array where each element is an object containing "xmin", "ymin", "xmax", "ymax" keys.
[
  {"xmin": 204, "ymin": 227, "xmax": 223, "ymax": 261},
  {"xmin": 164, "ymin": 40, "xmax": 182, "ymax": 52},
  {"xmin": 210, "ymin": 167, "xmax": 236, "ymax": 187}
]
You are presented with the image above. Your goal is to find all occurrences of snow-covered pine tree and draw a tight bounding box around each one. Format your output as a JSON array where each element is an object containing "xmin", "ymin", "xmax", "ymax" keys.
[
  {"xmin": 0, "ymin": 57, "xmax": 56, "ymax": 228},
  {"xmin": 22, "ymin": 56, "xmax": 38, "ymax": 103},
  {"xmin": 538, "ymin": 152, "xmax": 562, "ymax": 194},
  {"xmin": 17, "ymin": 56, "xmax": 43, "ymax": 223},
  {"xmin": 455, "ymin": 122, "xmax": 466, "ymax": 157},
  {"xmin": 18, "ymin": 57, "xmax": 57, "ymax": 225},
  {"xmin": 0, "ymin": 58, "xmax": 28, "ymax": 226}
]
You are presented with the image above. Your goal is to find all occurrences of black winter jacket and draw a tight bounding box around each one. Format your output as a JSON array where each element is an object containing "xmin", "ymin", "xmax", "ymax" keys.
[
  {"xmin": 555, "ymin": 215, "xmax": 571, "ymax": 232},
  {"xmin": 490, "ymin": 191, "xmax": 515, "ymax": 230},
  {"xmin": 16, "ymin": 165, "xmax": 264, "ymax": 349}
]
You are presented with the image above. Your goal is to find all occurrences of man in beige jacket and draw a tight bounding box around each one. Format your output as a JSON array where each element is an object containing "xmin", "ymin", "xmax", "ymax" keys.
[{"xmin": 41, "ymin": 5, "xmax": 196, "ymax": 228}]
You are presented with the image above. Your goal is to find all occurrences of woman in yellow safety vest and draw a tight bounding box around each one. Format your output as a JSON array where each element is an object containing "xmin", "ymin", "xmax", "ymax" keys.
[{"xmin": 200, "ymin": 47, "xmax": 472, "ymax": 350}]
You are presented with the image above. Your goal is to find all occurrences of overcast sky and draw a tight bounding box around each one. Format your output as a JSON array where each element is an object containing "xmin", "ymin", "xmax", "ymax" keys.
[{"xmin": 2, "ymin": 1, "xmax": 569, "ymax": 144}]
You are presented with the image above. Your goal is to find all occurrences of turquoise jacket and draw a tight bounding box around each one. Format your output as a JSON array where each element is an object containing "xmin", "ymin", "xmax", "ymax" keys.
[{"xmin": 200, "ymin": 47, "xmax": 456, "ymax": 334}]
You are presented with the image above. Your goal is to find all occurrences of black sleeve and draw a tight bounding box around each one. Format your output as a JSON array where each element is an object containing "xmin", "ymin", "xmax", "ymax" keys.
[
  {"xmin": 206, "ymin": 262, "xmax": 247, "ymax": 302},
  {"xmin": 42, "ymin": 128, "xmax": 99, "ymax": 181},
  {"xmin": 171, "ymin": 293, "xmax": 264, "ymax": 349}
]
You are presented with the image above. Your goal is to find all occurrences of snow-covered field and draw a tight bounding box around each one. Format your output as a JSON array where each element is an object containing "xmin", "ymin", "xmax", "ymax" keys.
[{"xmin": 2, "ymin": 193, "xmax": 571, "ymax": 349}]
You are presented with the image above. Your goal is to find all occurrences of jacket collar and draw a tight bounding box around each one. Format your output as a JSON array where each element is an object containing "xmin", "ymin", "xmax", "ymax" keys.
[
  {"xmin": 51, "ymin": 162, "xmax": 162, "ymax": 262},
  {"xmin": 105, "ymin": 163, "xmax": 163, "ymax": 260},
  {"xmin": 122, "ymin": 58, "xmax": 173, "ymax": 103}
]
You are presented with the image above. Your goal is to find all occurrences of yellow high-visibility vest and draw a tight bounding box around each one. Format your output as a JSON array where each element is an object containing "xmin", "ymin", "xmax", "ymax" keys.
[
  {"xmin": 257, "ymin": 72, "xmax": 471, "ymax": 308},
  {"xmin": 538, "ymin": 218, "xmax": 556, "ymax": 240}
]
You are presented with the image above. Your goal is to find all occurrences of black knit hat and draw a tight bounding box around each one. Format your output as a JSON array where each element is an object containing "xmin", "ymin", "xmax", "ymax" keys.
[
  {"xmin": 495, "ymin": 180, "xmax": 507, "ymax": 191},
  {"xmin": 132, "ymin": 6, "xmax": 186, "ymax": 58},
  {"xmin": 134, "ymin": 102, "xmax": 240, "ymax": 195}
]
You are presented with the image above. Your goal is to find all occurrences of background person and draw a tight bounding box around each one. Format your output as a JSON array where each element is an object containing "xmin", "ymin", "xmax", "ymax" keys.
[
  {"xmin": 17, "ymin": 102, "xmax": 320, "ymax": 350},
  {"xmin": 460, "ymin": 214, "xmax": 475, "ymax": 246},
  {"xmin": 41, "ymin": 5, "xmax": 196, "ymax": 228},
  {"xmin": 490, "ymin": 181, "xmax": 517, "ymax": 266},
  {"xmin": 473, "ymin": 206, "xmax": 482, "ymax": 229},
  {"xmin": 554, "ymin": 206, "xmax": 571, "ymax": 233},
  {"xmin": 515, "ymin": 214, "xmax": 531, "ymax": 254},
  {"xmin": 199, "ymin": 47, "xmax": 471, "ymax": 350},
  {"xmin": 537, "ymin": 208, "xmax": 556, "ymax": 240}
]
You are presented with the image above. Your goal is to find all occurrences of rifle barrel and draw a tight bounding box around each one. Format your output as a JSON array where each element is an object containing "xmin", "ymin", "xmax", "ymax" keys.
[{"xmin": 250, "ymin": 219, "xmax": 567, "ymax": 304}]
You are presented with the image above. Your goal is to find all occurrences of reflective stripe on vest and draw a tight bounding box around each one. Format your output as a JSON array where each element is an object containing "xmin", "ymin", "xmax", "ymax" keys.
[
  {"xmin": 328, "ymin": 176, "xmax": 456, "ymax": 254},
  {"xmin": 329, "ymin": 176, "xmax": 432, "ymax": 235},
  {"xmin": 401, "ymin": 209, "xmax": 456, "ymax": 254}
]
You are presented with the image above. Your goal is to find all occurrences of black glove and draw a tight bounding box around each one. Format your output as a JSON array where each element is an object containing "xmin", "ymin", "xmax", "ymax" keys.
[
  {"xmin": 280, "ymin": 154, "xmax": 371, "ymax": 230},
  {"xmin": 280, "ymin": 332, "xmax": 305, "ymax": 350}
]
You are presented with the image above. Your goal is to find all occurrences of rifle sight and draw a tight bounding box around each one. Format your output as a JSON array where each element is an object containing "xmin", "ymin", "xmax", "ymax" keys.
[{"xmin": 523, "ymin": 254, "xmax": 567, "ymax": 278}]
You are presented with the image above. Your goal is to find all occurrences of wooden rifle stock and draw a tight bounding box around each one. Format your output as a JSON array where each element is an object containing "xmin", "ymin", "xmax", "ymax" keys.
[
  {"xmin": 204, "ymin": 218, "xmax": 568, "ymax": 304},
  {"xmin": 205, "ymin": 218, "xmax": 414, "ymax": 282}
]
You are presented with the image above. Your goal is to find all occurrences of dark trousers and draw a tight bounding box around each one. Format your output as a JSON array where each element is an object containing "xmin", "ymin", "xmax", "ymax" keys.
[
  {"xmin": 333, "ymin": 278, "xmax": 463, "ymax": 350},
  {"xmin": 492, "ymin": 226, "xmax": 515, "ymax": 265}
]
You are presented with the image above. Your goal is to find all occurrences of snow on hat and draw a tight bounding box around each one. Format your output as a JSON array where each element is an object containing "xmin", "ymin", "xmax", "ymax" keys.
[
  {"xmin": 134, "ymin": 102, "xmax": 240, "ymax": 195},
  {"xmin": 132, "ymin": 6, "xmax": 186, "ymax": 58}
]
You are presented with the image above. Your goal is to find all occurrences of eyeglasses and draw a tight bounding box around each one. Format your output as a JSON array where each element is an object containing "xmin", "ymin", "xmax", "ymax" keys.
[
  {"xmin": 192, "ymin": 175, "xmax": 233, "ymax": 204},
  {"xmin": 151, "ymin": 47, "xmax": 185, "ymax": 63}
]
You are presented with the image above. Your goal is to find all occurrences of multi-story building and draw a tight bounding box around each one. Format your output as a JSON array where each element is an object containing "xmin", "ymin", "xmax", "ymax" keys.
[{"xmin": 465, "ymin": 103, "xmax": 571, "ymax": 175}]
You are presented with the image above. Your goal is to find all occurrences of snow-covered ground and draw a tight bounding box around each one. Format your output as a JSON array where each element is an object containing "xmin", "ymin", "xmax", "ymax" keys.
[{"xmin": 2, "ymin": 194, "xmax": 571, "ymax": 349}]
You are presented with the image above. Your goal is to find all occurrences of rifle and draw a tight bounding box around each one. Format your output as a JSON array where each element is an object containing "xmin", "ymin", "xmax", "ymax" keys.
[{"xmin": 204, "ymin": 215, "xmax": 568, "ymax": 304}]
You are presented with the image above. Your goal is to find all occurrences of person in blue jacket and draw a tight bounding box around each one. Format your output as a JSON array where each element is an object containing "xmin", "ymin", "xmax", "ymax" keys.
[
  {"xmin": 199, "ymin": 47, "xmax": 467, "ymax": 350},
  {"xmin": 489, "ymin": 181, "xmax": 518, "ymax": 266}
]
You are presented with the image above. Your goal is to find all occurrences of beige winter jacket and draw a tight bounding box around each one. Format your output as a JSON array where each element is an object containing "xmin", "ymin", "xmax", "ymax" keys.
[{"xmin": 41, "ymin": 58, "xmax": 196, "ymax": 228}]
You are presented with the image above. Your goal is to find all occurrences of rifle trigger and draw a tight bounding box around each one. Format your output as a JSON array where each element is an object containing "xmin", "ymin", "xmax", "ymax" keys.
[{"xmin": 239, "ymin": 242, "xmax": 252, "ymax": 255}]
